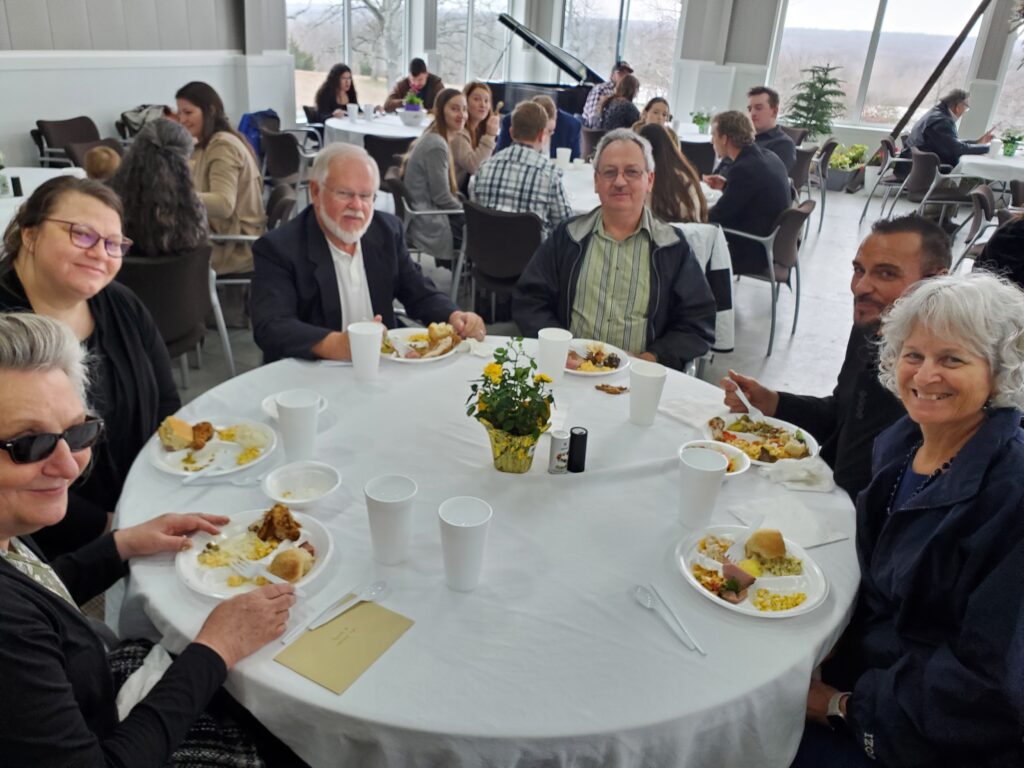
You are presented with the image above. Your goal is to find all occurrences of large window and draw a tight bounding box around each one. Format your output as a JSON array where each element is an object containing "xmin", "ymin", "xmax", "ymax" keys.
[
  {"xmin": 621, "ymin": 0, "xmax": 683, "ymax": 104},
  {"xmin": 562, "ymin": 0, "xmax": 621, "ymax": 83},
  {"xmin": 469, "ymin": 0, "xmax": 510, "ymax": 83},
  {"xmin": 992, "ymin": 31, "xmax": 1024, "ymax": 132},
  {"xmin": 351, "ymin": 0, "xmax": 407, "ymax": 102},
  {"xmin": 437, "ymin": 0, "xmax": 468, "ymax": 89}
]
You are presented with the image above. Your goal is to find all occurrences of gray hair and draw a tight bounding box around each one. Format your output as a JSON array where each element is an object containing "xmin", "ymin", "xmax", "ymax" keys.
[
  {"xmin": 0, "ymin": 313, "xmax": 90, "ymax": 408},
  {"xmin": 877, "ymin": 271, "xmax": 1024, "ymax": 410},
  {"xmin": 311, "ymin": 143, "xmax": 380, "ymax": 190},
  {"xmin": 939, "ymin": 89, "xmax": 969, "ymax": 110},
  {"xmin": 593, "ymin": 128, "xmax": 656, "ymax": 174}
]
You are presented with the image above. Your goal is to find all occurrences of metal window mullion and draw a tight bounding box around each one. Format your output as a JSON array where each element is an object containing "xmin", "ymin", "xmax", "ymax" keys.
[
  {"xmin": 616, "ymin": 0, "xmax": 630, "ymax": 63},
  {"xmin": 854, "ymin": 0, "xmax": 887, "ymax": 124},
  {"xmin": 465, "ymin": 0, "xmax": 476, "ymax": 83},
  {"xmin": 343, "ymin": 0, "xmax": 351, "ymax": 66}
]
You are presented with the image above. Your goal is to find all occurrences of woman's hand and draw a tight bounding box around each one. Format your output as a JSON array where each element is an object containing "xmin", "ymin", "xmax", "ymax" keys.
[
  {"xmin": 485, "ymin": 112, "xmax": 501, "ymax": 137},
  {"xmin": 113, "ymin": 513, "xmax": 230, "ymax": 561},
  {"xmin": 194, "ymin": 584, "xmax": 296, "ymax": 669}
]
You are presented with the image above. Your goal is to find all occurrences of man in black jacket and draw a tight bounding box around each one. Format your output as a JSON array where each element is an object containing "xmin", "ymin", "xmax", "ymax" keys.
[
  {"xmin": 713, "ymin": 87, "xmax": 796, "ymax": 177},
  {"xmin": 901, "ymin": 89, "xmax": 993, "ymax": 170},
  {"xmin": 704, "ymin": 110, "xmax": 792, "ymax": 274},
  {"xmin": 721, "ymin": 215, "xmax": 951, "ymax": 500}
]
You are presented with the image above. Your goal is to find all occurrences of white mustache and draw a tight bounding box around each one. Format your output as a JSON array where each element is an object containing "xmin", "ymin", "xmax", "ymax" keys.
[{"xmin": 343, "ymin": 211, "xmax": 366, "ymax": 221}]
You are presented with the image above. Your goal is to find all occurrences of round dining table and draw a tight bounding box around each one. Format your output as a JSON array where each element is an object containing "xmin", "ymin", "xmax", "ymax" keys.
[
  {"xmin": 325, "ymin": 113, "xmax": 430, "ymax": 148},
  {"xmin": 116, "ymin": 341, "xmax": 859, "ymax": 767},
  {"xmin": 0, "ymin": 166, "xmax": 86, "ymax": 226},
  {"xmin": 955, "ymin": 150, "xmax": 1024, "ymax": 183}
]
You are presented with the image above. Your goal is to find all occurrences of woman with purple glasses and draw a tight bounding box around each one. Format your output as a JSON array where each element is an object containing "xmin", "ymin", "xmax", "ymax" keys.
[{"xmin": 0, "ymin": 176, "xmax": 179, "ymax": 558}]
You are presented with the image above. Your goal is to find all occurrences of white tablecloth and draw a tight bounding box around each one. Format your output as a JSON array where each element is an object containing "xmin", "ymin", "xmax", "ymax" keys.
[
  {"xmin": 325, "ymin": 114, "xmax": 429, "ymax": 147},
  {"xmin": 954, "ymin": 153, "xmax": 1024, "ymax": 183},
  {"xmin": 116, "ymin": 348, "xmax": 858, "ymax": 767},
  {"xmin": 0, "ymin": 166, "xmax": 86, "ymax": 226}
]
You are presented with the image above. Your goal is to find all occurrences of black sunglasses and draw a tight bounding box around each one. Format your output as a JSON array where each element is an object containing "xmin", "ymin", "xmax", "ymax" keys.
[{"xmin": 0, "ymin": 416, "xmax": 104, "ymax": 464}]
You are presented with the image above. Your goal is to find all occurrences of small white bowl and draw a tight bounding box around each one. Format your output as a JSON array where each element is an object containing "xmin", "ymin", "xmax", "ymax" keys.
[
  {"xmin": 679, "ymin": 440, "xmax": 751, "ymax": 478},
  {"xmin": 261, "ymin": 461, "xmax": 341, "ymax": 509}
]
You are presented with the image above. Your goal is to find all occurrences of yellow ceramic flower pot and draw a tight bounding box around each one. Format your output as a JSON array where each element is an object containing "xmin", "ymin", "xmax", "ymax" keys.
[{"xmin": 483, "ymin": 425, "xmax": 544, "ymax": 474}]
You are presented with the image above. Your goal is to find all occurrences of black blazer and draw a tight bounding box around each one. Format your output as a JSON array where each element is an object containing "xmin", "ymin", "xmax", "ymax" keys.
[
  {"xmin": 251, "ymin": 207, "xmax": 458, "ymax": 363},
  {"xmin": 708, "ymin": 143, "xmax": 792, "ymax": 275}
]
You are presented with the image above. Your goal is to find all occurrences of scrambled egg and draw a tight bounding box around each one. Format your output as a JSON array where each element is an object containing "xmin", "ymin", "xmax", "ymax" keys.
[
  {"xmin": 752, "ymin": 589, "xmax": 807, "ymax": 612},
  {"xmin": 236, "ymin": 447, "xmax": 262, "ymax": 466},
  {"xmin": 197, "ymin": 532, "xmax": 279, "ymax": 568}
]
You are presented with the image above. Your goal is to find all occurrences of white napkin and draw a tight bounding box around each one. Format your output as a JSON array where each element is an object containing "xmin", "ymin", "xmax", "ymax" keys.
[
  {"xmin": 728, "ymin": 495, "xmax": 848, "ymax": 549},
  {"xmin": 658, "ymin": 395, "xmax": 726, "ymax": 430},
  {"xmin": 759, "ymin": 456, "xmax": 836, "ymax": 493},
  {"xmin": 116, "ymin": 642, "xmax": 173, "ymax": 721}
]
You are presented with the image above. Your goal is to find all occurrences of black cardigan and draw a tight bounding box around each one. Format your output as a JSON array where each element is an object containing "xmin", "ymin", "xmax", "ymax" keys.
[
  {"xmin": 0, "ymin": 265, "xmax": 180, "ymax": 557},
  {"xmin": 0, "ymin": 534, "xmax": 226, "ymax": 767}
]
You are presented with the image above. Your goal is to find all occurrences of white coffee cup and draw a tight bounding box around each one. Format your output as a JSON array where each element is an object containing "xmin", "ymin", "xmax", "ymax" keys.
[
  {"xmin": 677, "ymin": 446, "xmax": 728, "ymax": 529},
  {"xmin": 347, "ymin": 103, "xmax": 359, "ymax": 120},
  {"xmin": 989, "ymin": 139, "xmax": 1003, "ymax": 156},
  {"xmin": 571, "ymin": 157, "xmax": 585, "ymax": 167},
  {"xmin": 438, "ymin": 496, "xmax": 493, "ymax": 591},
  {"xmin": 556, "ymin": 147, "xmax": 571, "ymax": 169},
  {"xmin": 363, "ymin": 103, "xmax": 375, "ymax": 120},
  {"xmin": 537, "ymin": 328, "xmax": 572, "ymax": 384},
  {"xmin": 348, "ymin": 321, "xmax": 384, "ymax": 382},
  {"xmin": 275, "ymin": 389, "xmax": 321, "ymax": 461},
  {"xmin": 364, "ymin": 474, "xmax": 418, "ymax": 565},
  {"xmin": 629, "ymin": 360, "xmax": 668, "ymax": 426}
]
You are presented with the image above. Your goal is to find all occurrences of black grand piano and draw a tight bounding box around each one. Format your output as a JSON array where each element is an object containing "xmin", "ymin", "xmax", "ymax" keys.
[{"xmin": 487, "ymin": 13, "xmax": 602, "ymax": 116}]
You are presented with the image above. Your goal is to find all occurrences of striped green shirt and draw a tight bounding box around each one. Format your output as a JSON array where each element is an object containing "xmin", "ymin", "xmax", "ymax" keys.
[{"xmin": 569, "ymin": 209, "xmax": 653, "ymax": 354}]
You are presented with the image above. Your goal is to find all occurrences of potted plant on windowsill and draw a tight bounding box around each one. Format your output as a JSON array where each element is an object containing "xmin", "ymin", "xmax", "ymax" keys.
[
  {"xmin": 1000, "ymin": 129, "xmax": 1023, "ymax": 157},
  {"xmin": 827, "ymin": 143, "xmax": 868, "ymax": 191},
  {"xmin": 784, "ymin": 64, "xmax": 846, "ymax": 143}
]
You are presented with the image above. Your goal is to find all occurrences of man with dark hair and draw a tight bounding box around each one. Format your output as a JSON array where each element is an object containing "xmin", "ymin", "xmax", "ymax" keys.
[
  {"xmin": 383, "ymin": 57, "xmax": 445, "ymax": 112},
  {"xmin": 472, "ymin": 101, "xmax": 573, "ymax": 239},
  {"xmin": 901, "ymin": 88, "xmax": 993, "ymax": 169},
  {"xmin": 581, "ymin": 61, "xmax": 633, "ymax": 128},
  {"xmin": 704, "ymin": 110, "xmax": 791, "ymax": 274},
  {"xmin": 721, "ymin": 215, "xmax": 952, "ymax": 500},
  {"xmin": 747, "ymin": 86, "xmax": 796, "ymax": 172},
  {"xmin": 495, "ymin": 94, "xmax": 582, "ymax": 160}
]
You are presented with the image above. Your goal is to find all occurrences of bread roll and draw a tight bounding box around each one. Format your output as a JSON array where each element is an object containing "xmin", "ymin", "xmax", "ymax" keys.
[
  {"xmin": 268, "ymin": 548, "xmax": 313, "ymax": 583},
  {"xmin": 744, "ymin": 529, "xmax": 786, "ymax": 560},
  {"xmin": 158, "ymin": 416, "xmax": 193, "ymax": 451}
]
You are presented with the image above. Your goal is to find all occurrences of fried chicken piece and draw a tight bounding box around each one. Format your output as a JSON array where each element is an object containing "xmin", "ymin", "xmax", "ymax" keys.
[
  {"xmin": 595, "ymin": 384, "xmax": 629, "ymax": 395},
  {"xmin": 252, "ymin": 504, "xmax": 302, "ymax": 542},
  {"xmin": 190, "ymin": 421, "xmax": 215, "ymax": 450}
]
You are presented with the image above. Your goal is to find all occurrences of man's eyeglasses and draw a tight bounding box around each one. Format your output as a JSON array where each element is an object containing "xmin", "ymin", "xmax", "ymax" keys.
[
  {"xmin": 323, "ymin": 186, "xmax": 376, "ymax": 205},
  {"xmin": 1, "ymin": 416, "xmax": 104, "ymax": 464},
  {"xmin": 45, "ymin": 219, "xmax": 132, "ymax": 258},
  {"xmin": 596, "ymin": 167, "xmax": 646, "ymax": 183}
]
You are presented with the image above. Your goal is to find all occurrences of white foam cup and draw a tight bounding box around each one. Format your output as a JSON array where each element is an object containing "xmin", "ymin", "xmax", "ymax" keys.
[
  {"xmin": 275, "ymin": 389, "xmax": 321, "ymax": 461},
  {"xmin": 556, "ymin": 147, "xmax": 571, "ymax": 168},
  {"xmin": 348, "ymin": 321, "xmax": 384, "ymax": 382},
  {"xmin": 347, "ymin": 104, "xmax": 359, "ymax": 119},
  {"xmin": 438, "ymin": 497, "xmax": 493, "ymax": 591},
  {"xmin": 629, "ymin": 360, "xmax": 667, "ymax": 426},
  {"xmin": 537, "ymin": 328, "xmax": 572, "ymax": 384},
  {"xmin": 364, "ymin": 474, "xmax": 418, "ymax": 565},
  {"xmin": 677, "ymin": 447, "xmax": 728, "ymax": 529}
]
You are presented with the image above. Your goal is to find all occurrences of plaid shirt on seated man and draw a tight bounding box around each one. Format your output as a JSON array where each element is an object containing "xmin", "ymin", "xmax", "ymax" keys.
[{"xmin": 471, "ymin": 101, "xmax": 573, "ymax": 239}]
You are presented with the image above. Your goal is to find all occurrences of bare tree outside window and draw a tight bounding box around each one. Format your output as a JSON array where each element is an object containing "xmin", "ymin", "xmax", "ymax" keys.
[
  {"xmin": 562, "ymin": 0, "xmax": 620, "ymax": 83},
  {"xmin": 623, "ymin": 0, "xmax": 684, "ymax": 104},
  {"xmin": 470, "ymin": 0, "xmax": 510, "ymax": 83},
  {"xmin": 437, "ymin": 0, "xmax": 468, "ymax": 88}
]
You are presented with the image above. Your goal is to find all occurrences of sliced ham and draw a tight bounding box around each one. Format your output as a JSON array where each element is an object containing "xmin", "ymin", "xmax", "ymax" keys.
[{"xmin": 722, "ymin": 562, "xmax": 756, "ymax": 591}]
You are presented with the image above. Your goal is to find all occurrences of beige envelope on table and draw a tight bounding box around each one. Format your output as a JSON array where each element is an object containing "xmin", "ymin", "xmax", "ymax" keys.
[{"xmin": 275, "ymin": 600, "xmax": 414, "ymax": 695}]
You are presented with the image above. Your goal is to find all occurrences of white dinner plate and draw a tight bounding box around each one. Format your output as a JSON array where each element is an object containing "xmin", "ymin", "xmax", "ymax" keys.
[
  {"xmin": 149, "ymin": 419, "xmax": 277, "ymax": 477},
  {"xmin": 382, "ymin": 326, "xmax": 466, "ymax": 364},
  {"xmin": 176, "ymin": 507, "xmax": 334, "ymax": 599},
  {"xmin": 564, "ymin": 339, "xmax": 631, "ymax": 377},
  {"xmin": 261, "ymin": 393, "xmax": 329, "ymax": 421},
  {"xmin": 675, "ymin": 525, "xmax": 828, "ymax": 619},
  {"xmin": 701, "ymin": 412, "xmax": 820, "ymax": 466}
]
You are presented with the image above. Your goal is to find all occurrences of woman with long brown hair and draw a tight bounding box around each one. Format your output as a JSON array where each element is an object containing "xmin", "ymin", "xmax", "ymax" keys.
[
  {"xmin": 640, "ymin": 123, "xmax": 708, "ymax": 223},
  {"xmin": 597, "ymin": 74, "xmax": 640, "ymax": 131},
  {"xmin": 451, "ymin": 81, "xmax": 500, "ymax": 189},
  {"xmin": 313, "ymin": 63, "xmax": 359, "ymax": 121}
]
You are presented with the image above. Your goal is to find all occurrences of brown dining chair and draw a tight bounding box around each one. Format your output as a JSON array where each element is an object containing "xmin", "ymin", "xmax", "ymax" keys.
[
  {"xmin": 779, "ymin": 125, "xmax": 809, "ymax": 146},
  {"xmin": 34, "ymin": 116, "xmax": 102, "ymax": 167},
  {"xmin": 859, "ymin": 137, "xmax": 913, "ymax": 223}
]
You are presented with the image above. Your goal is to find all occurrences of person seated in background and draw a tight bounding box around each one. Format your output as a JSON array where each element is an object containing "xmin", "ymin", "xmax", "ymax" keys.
[
  {"xmin": 582, "ymin": 61, "xmax": 633, "ymax": 129},
  {"xmin": 472, "ymin": 101, "xmax": 574, "ymax": 239},
  {"xmin": 900, "ymin": 88, "xmax": 993, "ymax": 173},
  {"xmin": 0, "ymin": 312, "xmax": 302, "ymax": 766},
  {"xmin": 0, "ymin": 177, "xmax": 179, "ymax": 558},
  {"xmin": 495, "ymin": 95, "xmax": 582, "ymax": 162},
  {"xmin": 791, "ymin": 272, "xmax": 1024, "ymax": 768},
  {"xmin": 383, "ymin": 57, "xmax": 444, "ymax": 112},
  {"xmin": 596, "ymin": 74, "xmax": 641, "ymax": 131},
  {"xmin": 639, "ymin": 123, "xmax": 707, "ymax": 224},
  {"xmin": 514, "ymin": 129, "xmax": 716, "ymax": 371},
  {"xmin": 452, "ymin": 81, "xmax": 499, "ymax": 191},
  {"xmin": 110, "ymin": 119, "xmax": 209, "ymax": 257},
  {"xmin": 633, "ymin": 97, "xmax": 678, "ymax": 144},
  {"xmin": 313, "ymin": 63, "xmax": 359, "ymax": 122},
  {"xmin": 401, "ymin": 88, "xmax": 467, "ymax": 267},
  {"xmin": 713, "ymin": 86, "xmax": 796, "ymax": 178},
  {"xmin": 973, "ymin": 213, "xmax": 1024, "ymax": 288},
  {"xmin": 82, "ymin": 146, "xmax": 121, "ymax": 182},
  {"xmin": 704, "ymin": 110, "xmax": 792, "ymax": 274},
  {"xmin": 251, "ymin": 143, "xmax": 485, "ymax": 364},
  {"xmin": 722, "ymin": 216, "xmax": 951, "ymax": 500}
]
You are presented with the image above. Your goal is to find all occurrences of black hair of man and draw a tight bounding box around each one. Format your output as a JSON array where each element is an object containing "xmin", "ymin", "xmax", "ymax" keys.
[
  {"xmin": 871, "ymin": 214, "xmax": 952, "ymax": 274},
  {"xmin": 410, "ymin": 58, "xmax": 428, "ymax": 76},
  {"xmin": 747, "ymin": 86, "xmax": 780, "ymax": 110}
]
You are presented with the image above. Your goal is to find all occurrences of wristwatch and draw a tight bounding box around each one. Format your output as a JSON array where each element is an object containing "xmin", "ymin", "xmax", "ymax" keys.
[{"xmin": 827, "ymin": 691, "xmax": 851, "ymax": 732}]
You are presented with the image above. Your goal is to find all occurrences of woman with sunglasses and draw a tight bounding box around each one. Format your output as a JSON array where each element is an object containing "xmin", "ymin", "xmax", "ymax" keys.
[
  {"xmin": 0, "ymin": 176, "xmax": 179, "ymax": 558},
  {"xmin": 0, "ymin": 312, "xmax": 298, "ymax": 765}
]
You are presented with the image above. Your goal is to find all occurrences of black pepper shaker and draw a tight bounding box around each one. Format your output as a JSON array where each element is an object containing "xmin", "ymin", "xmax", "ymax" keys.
[
  {"xmin": 568, "ymin": 426, "xmax": 588, "ymax": 473},
  {"xmin": 10, "ymin": 176, "xmax": 22, "ymax": 197}
]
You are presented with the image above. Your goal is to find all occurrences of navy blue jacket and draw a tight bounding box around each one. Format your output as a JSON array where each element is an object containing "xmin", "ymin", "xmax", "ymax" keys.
[
  {"xmin": 512, "ymin": 208, "xmax": 716, "ymax": 370},
  {"xmin": 496, "ymin": 109, "xmax": 582, "ymax": 161},
  {"xmin": 902, "ymin": 102, "xmax": 989, "ymax": 168},
  {"xmin": 833, "ymin": 408, "xmax": 1024, "ymax": 767},
  {"xmin": 251, "ymin": 207, "xmax": 457, "ymax": 363}
]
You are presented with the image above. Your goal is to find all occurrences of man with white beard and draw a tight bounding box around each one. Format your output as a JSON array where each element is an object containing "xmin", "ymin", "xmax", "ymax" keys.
[{"xmin": 252, "ymin": 143, "xmax": 485, "ymax": 363}]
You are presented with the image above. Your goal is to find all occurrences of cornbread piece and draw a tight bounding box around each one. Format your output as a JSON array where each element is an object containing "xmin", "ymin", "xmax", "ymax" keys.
[
  {"xmin": 252, "ymin": 504, "xmax": 301, "ymax": 542},
  {"xmin": 744, "ymin": 529, "xmax": 786, "ymax": 560},
  {"xmin": 190, "ymin": 421, "xmax": 215, "ymax": 450},
  {"xmin": 158, "ymin": 416, "xmax": 193, "ymax": 451},
  {"xmin": 268, "ymin": 548, "xmax": 313, "ymax": 582}
]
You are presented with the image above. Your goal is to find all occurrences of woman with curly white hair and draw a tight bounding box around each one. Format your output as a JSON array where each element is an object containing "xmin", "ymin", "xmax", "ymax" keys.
[{"xmin": 793, "ymin": 271, "xmax": 1024, "ymax": 768}]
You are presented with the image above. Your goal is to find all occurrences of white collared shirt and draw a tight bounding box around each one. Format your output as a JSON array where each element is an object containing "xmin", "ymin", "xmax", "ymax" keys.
[{"xmin": 326, "ymin": 237, "xmax": 375, "ymax": 329}]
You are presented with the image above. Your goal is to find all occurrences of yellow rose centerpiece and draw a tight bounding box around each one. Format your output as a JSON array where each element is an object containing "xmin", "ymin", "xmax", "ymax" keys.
[{"xmin": 466, "ymin": 339, "xmax": 555, "ymax": 473}]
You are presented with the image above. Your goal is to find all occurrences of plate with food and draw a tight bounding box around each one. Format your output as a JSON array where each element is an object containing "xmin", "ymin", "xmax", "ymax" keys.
[
  {"xmin": 151, "ymin": 416, "xmax": 276, "ymax": 476},
  {"xmin": 565, "ymin": 340, "xmax": 630, "ymax": 376},
  {"xmin": 675, "ymin": 526, "xmax": 828, "ymax": 619},
  {"xmin": 176, "ymin": 504, "xmax": 333, "ymax": 599},
  {"xmin": 702, "ymin": 413, "xmax": 819, "ymax": 466},
  {"xmin": 381, "ymin": 323, "xmax": 465, "ymax": 363},
  {"xmin": 679, "ymin": 440, "xmax": 751, "ymax": 478}
]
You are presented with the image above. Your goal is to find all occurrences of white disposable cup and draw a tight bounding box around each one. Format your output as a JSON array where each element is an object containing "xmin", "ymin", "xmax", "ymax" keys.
[
  {"xmin": 348, "ymin": 321, "xmax": 384, "ymax": 382},
  {"xmin": 537, "ymin": 327, "xmax": 572, "ymax": 384},
  {"xmin": 275, "ymin": 389, "xmax": 320, "ymax": 461},
  {"xmin": 363, "ymin": 103, "xmax": 375, "ymax": 120},
  {"xmin": 556, "ymin": 147, "xmax": 571, "ymax": 168},
  {"xmin": 989, "ymin": 139, "xmax": 1003, "ymax": 156},
  {"xmin": 347, "ymin": 103, "xmax": 359, "ymax": 119},
  {"xmin": 364, "ymin": 474, "xmax": 418, "ymax": 565},
  {"xmin": 678, "ymin": 447, "xmax": 728, "ymax": 529},
  {"xmin": 438, "ymin": 497, "xmax": 493, "ymax": 591},
  {"xmin": 629, "ymin": 360, "xmax": 668, "ymax": 426}
]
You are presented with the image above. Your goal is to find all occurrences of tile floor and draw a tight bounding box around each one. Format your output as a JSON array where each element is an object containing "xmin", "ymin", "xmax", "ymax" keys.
[{"xmin": 178, "ymin": 188, "xmax": 925, "ymax": 404}]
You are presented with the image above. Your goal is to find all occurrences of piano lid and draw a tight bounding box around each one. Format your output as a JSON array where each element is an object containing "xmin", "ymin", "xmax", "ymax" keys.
[{"xmin": 498, "ymin": 13, "xmax": 604, "ymax": 86}]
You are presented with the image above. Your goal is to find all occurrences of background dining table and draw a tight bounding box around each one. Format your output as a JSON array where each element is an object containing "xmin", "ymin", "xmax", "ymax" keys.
[
  {"xmin": 325, "ymin": 113, "xmax": 430, "ymax": 147},
  {"xmin": 113, "ymin": 339, "xmax": 859, "ymax": 767},
  {"xmin": 0, "ymin": 165, "xmax": 85, "ymax": 226},
  {"xmin": 955, "ymin": 150, "xmax": 1024, "ymax": 183}
]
